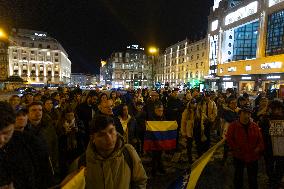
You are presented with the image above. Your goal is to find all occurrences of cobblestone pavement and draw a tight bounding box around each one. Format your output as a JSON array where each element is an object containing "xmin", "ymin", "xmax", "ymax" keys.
[{"xmin": 142, "ymin": 134, "xmax": 281, "ymax": 189}]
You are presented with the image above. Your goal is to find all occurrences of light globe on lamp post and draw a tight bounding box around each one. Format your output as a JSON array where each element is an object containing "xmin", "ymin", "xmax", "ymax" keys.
[
  {"xmin": 148, "ymin": 47, "xmax": 158, "ymax": 89},
  {"xmin": 0, "ymin": 29, "xmax": 8, "ymax": 40}
]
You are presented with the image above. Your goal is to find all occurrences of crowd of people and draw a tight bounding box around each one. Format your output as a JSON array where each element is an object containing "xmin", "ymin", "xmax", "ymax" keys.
[{"xmin": 0, "ymin": 86, "xmax": 284, "ymax": 189}]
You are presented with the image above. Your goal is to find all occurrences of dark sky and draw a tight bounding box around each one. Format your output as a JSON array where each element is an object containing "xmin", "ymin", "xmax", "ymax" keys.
[{"xmin": 0, "ymin": 0, "xmax": 213, "ymax": 74}]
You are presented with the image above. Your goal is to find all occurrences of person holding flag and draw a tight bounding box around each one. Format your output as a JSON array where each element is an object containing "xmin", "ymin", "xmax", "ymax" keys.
[{"xmin": 145, "ymin": 101, "xmax": 178, "ymax": 177}]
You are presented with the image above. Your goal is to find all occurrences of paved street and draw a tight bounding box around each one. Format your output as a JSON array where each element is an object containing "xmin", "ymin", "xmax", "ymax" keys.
[{"xmin": 143, "ymin": 134, "xmax": 274, "ymax": 189}]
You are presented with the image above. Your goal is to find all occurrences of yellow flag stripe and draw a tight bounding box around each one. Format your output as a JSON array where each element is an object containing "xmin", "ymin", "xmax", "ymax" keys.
[
  {"xmin": 146, "ymin": 121, "xmax": 178, "ymax": 131},
  {"xmin": 187, "ymin": 139, "xmax": 225, "ymax": 189},
  {"xmin": 62, "ymin": 168, "xmax": 86, "ymax": 189}
]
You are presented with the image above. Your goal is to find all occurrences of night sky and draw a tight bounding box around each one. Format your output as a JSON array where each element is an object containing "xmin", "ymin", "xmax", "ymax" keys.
[{"xmin": 0, "ymin": 0, "xmax": 213, "ymax": 74}]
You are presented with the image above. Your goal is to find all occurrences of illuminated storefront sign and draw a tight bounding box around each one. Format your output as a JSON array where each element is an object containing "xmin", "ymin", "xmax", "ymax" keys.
[
  {"xmin": 228, "ymin": 67, "xmax": 237, "ymax": 72},
  {"xmin": 261, "ymin": 62, "xmax": 282, "ymax": 69},
  {"xmin": 209, "ymin": 35, "xmax": 219, "ymax": 67},
  {"xmin": 213, "ymin": 0, "xmax": 222, "ymax": 11},
  {"xmin": 223, "ymin": 77, "xmax": 231, "ymax": 81},
  {"xmin": 211, "ymin": 20, "xmax": 218, "ymax": 31},
  {"xmin": 269, "ymin": 0, "xmax": 284, "ymax": 7},
  {"xmin": 267, "ymin": 76, "xmax": 281, "ymax": 79},
  {"xmin": 225, "ymin": 1, "xmax": 258, "ymax": 25},
  {"xmin": 242, "ymin": 77, "xmax": 252, "ymax": 80}
]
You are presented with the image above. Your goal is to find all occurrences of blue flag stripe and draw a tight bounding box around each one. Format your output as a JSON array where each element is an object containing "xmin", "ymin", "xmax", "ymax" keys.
[{"xmin": 144, "ymin": 130, "xmax": 177, "ymax": 141}]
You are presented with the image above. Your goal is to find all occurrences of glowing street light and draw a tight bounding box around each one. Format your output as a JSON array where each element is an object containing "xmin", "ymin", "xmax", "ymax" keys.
[
  {"xmin": 0, "ymin": 29, "xmax": 7, "ymax": 39},
  {"xmin": 148, "ymin": 46, "xmax": 159, "ymax": 88},
  {"xmin": 149, "ymin": 47, "xmax": 158, "ymax": 54}
]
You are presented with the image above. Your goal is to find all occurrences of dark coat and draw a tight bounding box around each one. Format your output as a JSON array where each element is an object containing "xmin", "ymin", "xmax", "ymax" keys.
[
  {"xmin": 76, "ymin": 102, "xmax": 95, "ymax": 135},
  {"xmin": 0, "ymin": 131, "xmax": 54, "ymax": 189},
  {"xmin": 166, "ymin": 96, "xmax": 184, "ymax": 122},
  {"xmin": 25, "ymin": 116, "xmax": 59, "ymax": 172}
]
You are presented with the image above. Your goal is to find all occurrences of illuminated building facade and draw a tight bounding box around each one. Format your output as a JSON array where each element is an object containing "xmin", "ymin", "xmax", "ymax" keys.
[
  {"xmin": 104, "ymin": 45, "xmax": 151, "ymax": 88},
  {"xmin": 158, "ymin": 38, "xmax": 208, "ymax": 89},
  {"xmin": 8, "ymin": 29, "xmax": 71, "ymax": 85},
  {"xmin": 208, "ymin": 0, "xmax": 284, "ymax": 93}
]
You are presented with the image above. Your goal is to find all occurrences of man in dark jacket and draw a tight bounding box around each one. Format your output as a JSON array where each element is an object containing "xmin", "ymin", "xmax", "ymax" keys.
[
  {"xmin": 0, "ymin": 102, "xmax": 53, "ymax": 189},
  {"xmin": 96, "ymin": 99, "xmax": 124, "ymax": 135},
  {"xmin": 25, "ymin": 101, "xmax": 59, "ymax": 178},
  {"xmin": 166, "ymin": 88, "xmax": 184, "ymax": 149},
  {"xmin": 76, "ymin": 92, "xmax": 97, "ymax": 146}
]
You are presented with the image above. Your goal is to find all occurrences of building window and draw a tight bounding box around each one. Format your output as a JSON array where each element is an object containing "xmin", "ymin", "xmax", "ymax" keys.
[
  {"xmin": 197, "ymin": 54, "xmax": 199, "ymax": 59},
  {"xmin": 22, "ymin": 42, "xmax": 26, "ymax": 46},
  {"xmin": 266, "ymin": 9, "xmax": 284, "ymax": 56},
  {"xmin": 55, "ymin": 53, "xmax": 59, "ymax": 56},
  {"xmin": 233, "ymin": 21, "xmax": 259, "ymax": 61},
  {"xmin": 30, "ymin": 43, "xmax": 34, "ymax": 47},
  {"xmin": 47, "ymin": 45, "xmax": 50, "ymax": 49},
  {"xmin": 31, "ymin": 51, "xmax": 34, "ymax": 54},
  {"xmin": 39, "ymin": 44, "xmax": 42, "ymax": 48},
  {"xmin": 197, "ymin": 45, "xmax": 199, "ymax": 50},
  {"xmin": 191, "ymin": 55, "xmax": 193, "ymax": 60}
]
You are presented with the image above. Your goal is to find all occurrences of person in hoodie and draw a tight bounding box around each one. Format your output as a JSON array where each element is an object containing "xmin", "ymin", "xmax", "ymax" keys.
[
  {"xmin": 85, "ymin": 115, "xmax": 147, "ymax": 189},
  {"xmin": 226, "ymin": 105, "xmax": 264, "ymax": 189},
  {"xmin": 258, "ymin": 100, "xmax": 284, "ymax": 189}
]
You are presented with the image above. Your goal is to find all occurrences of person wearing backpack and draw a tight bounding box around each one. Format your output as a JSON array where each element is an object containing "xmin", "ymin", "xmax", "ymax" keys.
[{"xmin": 85, "ymin": 115, "xmax": 147, "ymax": 189}]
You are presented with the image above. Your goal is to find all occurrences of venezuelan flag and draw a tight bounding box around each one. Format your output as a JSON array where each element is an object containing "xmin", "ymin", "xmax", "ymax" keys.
[{"xmin": 144, "ymin": 121, "xmax": 178, "ymax": 151}]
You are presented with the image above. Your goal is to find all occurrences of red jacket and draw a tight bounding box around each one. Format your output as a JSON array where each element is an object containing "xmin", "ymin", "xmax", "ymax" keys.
[{"xmin": 226, "ymin": 120, "xmax": 264, "ymax": 162}]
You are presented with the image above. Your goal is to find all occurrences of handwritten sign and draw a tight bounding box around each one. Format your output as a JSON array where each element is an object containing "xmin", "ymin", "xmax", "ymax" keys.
[{"xmin": 269, "ymin": 120, "xmax": 284, "ymax": 156}]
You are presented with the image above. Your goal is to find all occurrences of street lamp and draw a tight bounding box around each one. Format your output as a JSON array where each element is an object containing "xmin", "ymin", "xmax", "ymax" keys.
[{"xmin": 148, "ymin": 47, "xmax": 158, "ymax": 89}]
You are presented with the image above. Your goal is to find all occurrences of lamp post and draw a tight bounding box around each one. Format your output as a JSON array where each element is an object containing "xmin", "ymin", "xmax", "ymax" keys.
[{"xmin": 148, "ymin": 47, "xmax": 158, "ymax": 89}]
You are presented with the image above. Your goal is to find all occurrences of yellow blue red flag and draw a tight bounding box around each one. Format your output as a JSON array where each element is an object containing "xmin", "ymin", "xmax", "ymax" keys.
[{"xmin": 144, "ymin": 121, "xmax": 178, "ymax": 151}]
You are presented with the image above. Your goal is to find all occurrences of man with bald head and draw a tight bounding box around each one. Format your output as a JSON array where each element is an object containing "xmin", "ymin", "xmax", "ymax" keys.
[{"xmin": 96, "ymin": 99, "xmax": 124, "ymax": 135}]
